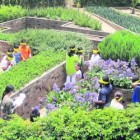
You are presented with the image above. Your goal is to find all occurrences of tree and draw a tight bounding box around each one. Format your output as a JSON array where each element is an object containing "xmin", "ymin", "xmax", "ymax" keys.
[{"xmin": 131, "ymin": 0, "xmax": 140, "ymax": 14}]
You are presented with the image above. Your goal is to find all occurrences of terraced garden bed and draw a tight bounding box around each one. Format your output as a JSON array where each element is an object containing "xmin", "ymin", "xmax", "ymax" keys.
[{"xmin": 86, "ymin": 6, "xmax": 140, "ymax": 33}]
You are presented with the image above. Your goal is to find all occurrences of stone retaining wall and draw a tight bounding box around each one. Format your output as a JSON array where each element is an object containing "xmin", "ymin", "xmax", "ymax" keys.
[{"xmin": 12, "ymin": 62, "xmax": 66, "ymax": 119}]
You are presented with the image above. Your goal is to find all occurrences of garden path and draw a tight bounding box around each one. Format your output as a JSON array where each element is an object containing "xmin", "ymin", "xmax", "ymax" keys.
[{"xmin": 75, "ymin": 8, "xmax": 117, "ymax": 33}]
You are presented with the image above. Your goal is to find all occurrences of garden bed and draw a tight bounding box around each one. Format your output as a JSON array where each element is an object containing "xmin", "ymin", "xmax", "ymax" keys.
[
  {"xmin": 112, "ymin": 7, "xmax": 140, "ymax": 18},
  {"xmin": 86, "ymin": 6, "xmax": 140, "ymax": 34}
]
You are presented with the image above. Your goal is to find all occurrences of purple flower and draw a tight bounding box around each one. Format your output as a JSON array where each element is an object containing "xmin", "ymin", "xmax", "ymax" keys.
[
  {"xmin": 33, "ymin": 105, "xmax": 40, "ymax": 111},
  {"xmin": 46, "ymin": 103, "xmax": 55, "ymax": 111},
  {"xmin": 75, "ymin": 96, "xmax": 85, "ymax": 103},
  {"xmin": 53, "ymin": 83, "xmax": 60, "ymax": 92}
]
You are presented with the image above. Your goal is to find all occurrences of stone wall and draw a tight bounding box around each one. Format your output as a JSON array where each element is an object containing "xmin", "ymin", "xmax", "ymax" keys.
[
  {"xmin": 12, "ymin": 62, "xmax": 66, "ymax": 119},
  {"xmin": 0, "ymin": 17, "xmax": 26, "ymax": 33},
  {"xmin": 0, "ymin": 41, "xmax": 10, "ymax": 60}
]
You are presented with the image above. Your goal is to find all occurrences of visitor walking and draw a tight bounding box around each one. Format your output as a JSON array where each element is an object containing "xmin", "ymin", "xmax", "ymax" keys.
[
  {"xmin": 65, "ymin": 45, "xmax": 80, "ymax": 85},
  {"xmin": 0, "ymin": 85, "xmax": 15, "ymax": 120},
  {"xmin": 13, "ymin": 44, "xmax": 23, "ymax": 64},
  {"xmin": 110, "ymin": 91, "xmax": 124, "ymax": 109},
  {"xmin": 89, "ymin": 48, "xmax": 101, "ymax": 69},
  {"xmin": 131, "ymin": 76, "xmax": 140, "ymax": 103},
  {"xmin": 19, "ymin": 39, "xmax": 32, "ymax": 60},
  {"xmin": 75, "ymin": 63, "xmax": 82, "ymax": 82},
  {"xmin": 1, "ymin": 54, "xmax": 16, "ymax": 71},
  {"xmin": 93, "ymin": 76, "xmax": 113, "ymax": 108}
]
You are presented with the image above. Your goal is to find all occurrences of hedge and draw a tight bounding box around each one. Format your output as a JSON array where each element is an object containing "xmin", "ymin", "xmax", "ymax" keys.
[
  {"xmin": 98, "ymin": 31, "xmax": 140, "ymax": 66},
  {"xmin": 1, "ymin": 105, "xmax": 140, "ymax": 140}
]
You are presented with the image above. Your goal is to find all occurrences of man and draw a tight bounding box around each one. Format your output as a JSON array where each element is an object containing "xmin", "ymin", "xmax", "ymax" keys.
[
  {"xmin": 1, "ymin": 54, "xmax": 16, "ymax": 71},
  {"xmin": 19, "ymin": 39, "xmax": 32, "ymax": 60},
  {"xmin": 94, "ymin": 76, "xmax": 113, "ymax": 108},
  {"xmin": 131, "ymin": 76, "xmax": 140, "ymax": 103}
]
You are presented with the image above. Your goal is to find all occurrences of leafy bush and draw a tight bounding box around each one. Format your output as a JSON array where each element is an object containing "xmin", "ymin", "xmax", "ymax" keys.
[
  {"xmin": 0, "ymin": 5, "xmax": 26, "ymax": 23},
  {"xmin": 0, "ymin": 29, "xmax": 93, "ymax": 54},
  {"xmin": 27, "ymin": 7, "xmax": 101, "ymax": 30},
  {"xmin": 98, "ymin": 31, "xmax": 140, "ymax": 66},
  {"xmin": 86, "ymin": 6, "xmax": 140, "ymax": 33},
  {"xmin": 1, "ymin": 105, "xmax": 140, "ymax": 140},
  {"xmin": 0, "ymin": 6, "xmax": 101, "ymax": 30}
]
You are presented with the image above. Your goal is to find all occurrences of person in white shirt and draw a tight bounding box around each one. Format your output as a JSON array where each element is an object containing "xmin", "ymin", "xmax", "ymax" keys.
[
  {"xmin": 110, "ymin": 91, "xmax": 124, "ymax": 110},
  {"xmin": 89, "ymin": 48, "xmax": 101, "ymax": 70},
  {"xmin": 1, "ymin": 54, "xmax": 16, "ymax": 72},
  {"xmin": 75, "ymin": 63, "xmax": 82, "ymax": 82}
]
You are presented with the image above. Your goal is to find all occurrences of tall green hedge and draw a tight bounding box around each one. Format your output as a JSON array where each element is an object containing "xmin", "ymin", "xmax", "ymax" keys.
[
  {"xmin": 1, "ymin": 105, "xmax": 140, "ymax": 140},
  {"xmin": 98, "ymin": 30, "xmax": 140, "ymax": 66}
]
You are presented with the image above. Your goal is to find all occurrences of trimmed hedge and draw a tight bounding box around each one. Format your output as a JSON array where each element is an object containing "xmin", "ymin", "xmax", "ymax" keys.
[
  {"xmin": 1, "ymin": 105, "xmax": 140, "ymax": 140},
  {"xmin": 98, "ymin": 31, "xmax": 140, "ymax": 66}
]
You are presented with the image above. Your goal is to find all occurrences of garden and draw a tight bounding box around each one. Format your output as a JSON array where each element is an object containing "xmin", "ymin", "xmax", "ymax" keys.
[{"xmin": 0, "ymin": 0, "xmax": 140, "ymax": 139}]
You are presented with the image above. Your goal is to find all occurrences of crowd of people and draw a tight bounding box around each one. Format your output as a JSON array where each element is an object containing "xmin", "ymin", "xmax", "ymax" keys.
[
  {"xmin": 0, "ymin": 39, "xmax": 31, "ymax": 73},
  {"xmin": 0, "ymin": 44, "xmax": 140, "ymax": 121}
]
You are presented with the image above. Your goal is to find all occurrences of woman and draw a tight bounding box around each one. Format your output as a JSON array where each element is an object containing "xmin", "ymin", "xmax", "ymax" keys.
[
  {"xmin": 89, "ymin": 48, "xmax": 101, "ymax": 70},
  {"xmin": 65, "ymin": 45, "xmax": 80, "ymax": 85},
  {"xmin": 75, "ymin": 63, "xmax": 82, "ymax": 82},
  {"xmin": 110, "ymin": 91, "xmax": 124, "ymax": 109},
  {"xmin": 1, "ymin": 85, "xmax": 15, "ymax": 119}
]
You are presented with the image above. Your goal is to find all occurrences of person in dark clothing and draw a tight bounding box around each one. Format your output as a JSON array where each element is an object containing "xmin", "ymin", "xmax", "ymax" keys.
[
  {"xmin": 30, "ymin": 107, "xmax": 40, "ymax": 122},
  {"xmin": 1, "ymin": 85, "xmax": 15, "ymax": 120},
  {"xmin": 131, "ymin": 76, "xmax": 140, "ymax": 103},
  {"xmin": 94, "ymin": 76, "xmax": 113, "ymax": 108}
]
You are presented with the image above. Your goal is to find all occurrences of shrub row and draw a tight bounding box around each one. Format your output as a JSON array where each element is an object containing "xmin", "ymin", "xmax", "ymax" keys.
[
  {"xmin": 1, "ymin": 105, "xmax": 140, "ymax": 140},
  {"xmin": 0, "ymin": 6, "xmax": 101, "ymax": 30},
  {"xmin": 0, "ymin": 50, "xmax": 64, "ymax": 96},
  {"xmin": 0, "ymin": 29, "xmax": 93, "ymax": 53},
  {"xmin": 86, "ymin": 6, "xmax": 140, "ymax": 33},
  {"xmin": 98, "ymin": 31, "xmax": 140, "ymax": 66}
]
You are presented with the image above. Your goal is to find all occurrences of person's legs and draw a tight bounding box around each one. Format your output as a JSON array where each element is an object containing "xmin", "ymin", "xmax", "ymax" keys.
[
  {"xmin": 65, "ymin": 75, "xmax": 71, "ymax": 85},
  {"xmin": 71, "ymin": 74, "xmax": 76, "ymax": 84}
]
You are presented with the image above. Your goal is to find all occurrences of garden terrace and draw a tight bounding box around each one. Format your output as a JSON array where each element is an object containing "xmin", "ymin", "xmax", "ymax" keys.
[
  {"xmin": 86, "ymin": 6, "xmax": 140, "ymax": 34},
  {"xmin": 0, "ymin": 6, "xmax": 101, "ymax": 30}
]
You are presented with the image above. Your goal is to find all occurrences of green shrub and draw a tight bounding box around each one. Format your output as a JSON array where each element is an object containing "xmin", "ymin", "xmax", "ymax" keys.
[
  {"xmin": 27, "ymin": 7, "xmax": 101, "ymax": 30},
  {"xmin": 0, "ymin": 5, "xmax": 26, "ymax": 23},
  {"xmin": 0, "ymin": 29, "xmax": 92, "ymax": 53},
  {"xmin": 0, "ymin": 6, "xmax": 101, "ymax": 30},
  {"xmin": 1, "ymin": 105, "xmax": 140, "ymax": 140},
  {"xmin": 86, "ymin": 6, "xmax": 140, "ymax": 33},
  {"xmin": 98, "ymin": 30, "xmax": 140, "ymax": 66}
]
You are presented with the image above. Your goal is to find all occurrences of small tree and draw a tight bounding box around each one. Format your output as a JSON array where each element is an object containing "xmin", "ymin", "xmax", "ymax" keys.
[{"xmin": 131, "ymin": 0, "xmax": 140, "ymax": 14}]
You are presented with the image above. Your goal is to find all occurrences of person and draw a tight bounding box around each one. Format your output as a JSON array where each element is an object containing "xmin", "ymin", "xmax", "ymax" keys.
[
  {"xmin": 1, "ymin": 54, "xmax": 16, "ymax": 71},
  {"xmin": 30, "ymin": 106, "xmax": 40, "ymax": 122},
  {"xmin": 131, "ymin": 76, "xmax": 140, "ymax": 103},
  {"xmin": 19, "ymin": 39, "xmax": 31, "ymax": 60},
  {"xmin": 0, "ymin": 64, "xmax": 3, "ymax": 74},
  {"xmin": 94, "ymin": 76, "xmax": 113, "ymax": 108},
  {"xmin": 89, "ymin": 48, "xmax": 101, "ymax": 70},
  {"xmin": 76, "ymin": 47, "xmax": 84, "ymax": 65},
  {"xmin": 110, "ymin": 91, "xmax": 124, "ymax": 109},
  {"xmin": 75, "ymin": 63, "xmax": 82, "ymax": 82},
  {"xmin": 65, "ymin": 45, "xmax": 80, "ymax": 85},
  {"xmin": 1, "ymin": 85, "xmax": 15, "ymax": 120},
  {"xmin": 13, "ymin": 44, "xmax": 23, "ymax": 64}
]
